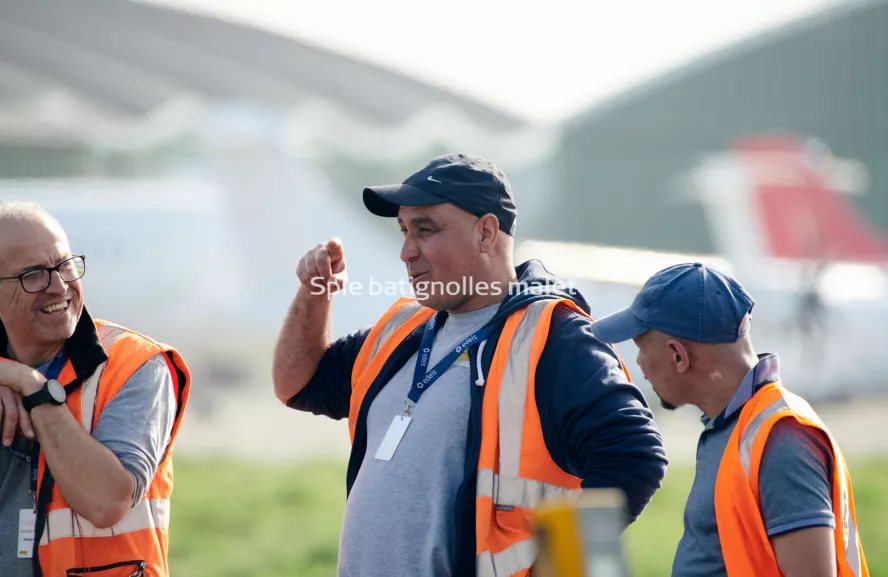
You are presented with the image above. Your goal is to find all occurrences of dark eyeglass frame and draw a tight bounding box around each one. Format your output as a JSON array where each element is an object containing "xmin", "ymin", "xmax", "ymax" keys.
[{"xmin": 0, "ymin": 255, "xmax": 86, "ymax": 294}]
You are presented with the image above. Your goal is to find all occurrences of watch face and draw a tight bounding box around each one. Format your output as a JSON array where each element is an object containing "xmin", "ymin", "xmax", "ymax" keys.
[{"xmin": 47, "ymin": 380, "xmax": 66, "ymax": 403}]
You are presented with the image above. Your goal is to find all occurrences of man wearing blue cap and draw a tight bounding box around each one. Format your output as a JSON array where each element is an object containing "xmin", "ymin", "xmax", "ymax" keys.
[
  {"xmin": 272, "ymin": 153, "xmax": 668, "ymax": 577},
  {"xmin": 589, "ymin": 262, "xmax": 868, "ymax": 577}
]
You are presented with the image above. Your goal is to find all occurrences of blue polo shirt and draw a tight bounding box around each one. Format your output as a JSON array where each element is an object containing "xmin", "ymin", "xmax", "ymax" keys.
[{"xmin": 671, "ymin": 353, "xmax": 836, "ymax": 577}]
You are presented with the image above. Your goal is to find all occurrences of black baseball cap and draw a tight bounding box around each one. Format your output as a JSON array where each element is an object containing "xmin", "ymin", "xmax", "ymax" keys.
[{"xmin": 363, "ymin": 153, "xmax": 517, "ymax": 235}]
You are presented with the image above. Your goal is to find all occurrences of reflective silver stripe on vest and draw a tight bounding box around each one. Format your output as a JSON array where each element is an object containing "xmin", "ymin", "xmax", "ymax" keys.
[
  {"xmin": 367, "ymin": 302, "xmax": 424, "ymax": 363},
  {"xmin": 495, "ymin": 300, "xmax": 550, "ymax": 509},
  {"xmin": 96, "ymin": 321, "xmax": 128, "ymax": 349},
  {"xmin": 79, "ymin": 363, "xmax": 104, "ymax": 435},
  {"xmin": 738, "ymin": 389, "xmax": 862, "ymax": 576},
  {"xmin": 835, "ymin": 444, "xmax": 863, "ymax": 576},
  {"xmin": 39, "ymin": 498, "xmax": 170, "ymax": 543},
  {"xmin": 470, "ymin": 300, "xmax": 579, "ymax": 573},
  {"xmin": 738, "ymin": 395, "xmax": 790, "ymax": 477},
  {"xmin": 477, "ymin": 468, "xmax": 580, "ymax": 511},
  {"xmin": 79, "ymin": 323, "xmax": 128, "ymax": 435},
  {"xmin": 738, "ymin": 390, "xmax": 825, "ymax": 476},
  {"xmin": 477, "ymin": 537, "xmax": 537, "ymax": 577}
]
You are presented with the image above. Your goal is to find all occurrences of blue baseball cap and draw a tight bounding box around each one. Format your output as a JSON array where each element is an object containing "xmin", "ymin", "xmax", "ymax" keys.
[
  {"xmin": 589, "ymin": 262, "xmax": 756, "ymax": 344},
  {"xmin": 363, "ymin": 153, "xmax": 517, "ymax": 235}
]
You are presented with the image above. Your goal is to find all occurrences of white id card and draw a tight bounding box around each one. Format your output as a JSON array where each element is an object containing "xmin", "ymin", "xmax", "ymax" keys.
[
  {"xmin": 18, "ymin": 509, "xmax": 35, "ymax": 558},
  {"xmin": 374, "ymin": 415, "xmax": 412, "ymax": 461}
]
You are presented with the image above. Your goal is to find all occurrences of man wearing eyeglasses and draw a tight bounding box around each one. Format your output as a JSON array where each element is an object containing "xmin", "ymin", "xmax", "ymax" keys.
[{"xmin": 0, "ymin": 201, "xmax": 192, "ymax": 577}]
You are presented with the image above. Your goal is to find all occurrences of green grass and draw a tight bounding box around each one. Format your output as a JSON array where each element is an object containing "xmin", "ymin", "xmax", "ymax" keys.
[
  {"xmin": 168, "ymin": 457, "xmax": 888, "ymax": 577},
  {"xmin": 168, "ymin": 459, "xmax": 347, "ymax": 577}
]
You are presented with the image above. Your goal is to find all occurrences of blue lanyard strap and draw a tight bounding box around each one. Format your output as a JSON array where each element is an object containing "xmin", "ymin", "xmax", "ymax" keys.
[
  {"xmin": 406, "ymin": 313, "xmax": 494, "ymax": 414},
  {"xmin": 5, "ymin": 351, "xmax": 66, "ymax": 498},
  {"xmin": 5, "ymin": 443, "xmax": 39, "ymax": 499}
]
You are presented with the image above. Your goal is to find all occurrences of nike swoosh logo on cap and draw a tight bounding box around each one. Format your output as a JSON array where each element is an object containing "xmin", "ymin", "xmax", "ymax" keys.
[{"xmin": 427, "ymin": 175, "xmax": 442, "ymax": 183}]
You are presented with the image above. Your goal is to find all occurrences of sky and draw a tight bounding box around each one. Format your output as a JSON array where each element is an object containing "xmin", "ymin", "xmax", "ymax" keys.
[{"xmin": 141, "ymin": 0, "xmax": 836, "ymax": 124}]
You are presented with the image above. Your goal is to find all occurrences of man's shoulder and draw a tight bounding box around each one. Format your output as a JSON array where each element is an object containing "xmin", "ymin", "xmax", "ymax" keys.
[
  {"xmin": 534, "ymin": 298, "xmax": 627, "ymax": 375},
  {"xmin": 94, "ymin": 320, "xmax": 185, "ymax": 370},
  {"xmin": 549, "ymin": 298, "xmax": 592, "ymax": 322},
  {"xmin": 762, "ymin": 417, "xmax": 833, "ymax": 462},
  {"xmin": 543, "ymin": 299, "xmax": 599, "ymax": 342},
  {"xmin": 758, "ymin": 415, "xmax": 835, "ymax": 498},
  {"xmin": 129, "ymin": 353, "xmax": 173, "ymax": 373},
  {"xmin": 92, "ymin": 319, "xmax": 183, "ymax": 391},
  {"xmin": 757, "ymin": 416, "xmax": 836, "ymax": 537},
  {"xmin": 116, "ymin": 356, "xmax": 176, "ymax": 401},
  {"xmin": 95, "ymin": 319, "xmax": 161, "ymax": 347}
]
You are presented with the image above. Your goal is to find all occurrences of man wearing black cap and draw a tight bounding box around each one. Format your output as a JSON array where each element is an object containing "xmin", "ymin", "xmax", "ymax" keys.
[
  {"xmin": 273, "ymin": 153, "xmax": 668, "ymax": 577},
  {"xmin": 589, "ymin": 262, "xmax": 868, "ymax": 577}
]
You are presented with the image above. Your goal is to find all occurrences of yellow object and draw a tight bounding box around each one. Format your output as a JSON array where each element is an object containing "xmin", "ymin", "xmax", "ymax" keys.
[
  {"xmin": 534, "ymin": 495, "xmax": 585, "ymax": 577},
  {"xmin": 533, "ymin": 488, "xmax": 631, "ymax": 577}
]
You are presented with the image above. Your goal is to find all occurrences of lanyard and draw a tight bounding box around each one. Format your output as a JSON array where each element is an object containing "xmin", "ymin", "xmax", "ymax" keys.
[
  {"xmin": 5, "ymin": 351, "xmax": 66, "ymax": 499},
  {"xmin": 405, "ymin": 313, "xmax": 494, "ymax": 416}
]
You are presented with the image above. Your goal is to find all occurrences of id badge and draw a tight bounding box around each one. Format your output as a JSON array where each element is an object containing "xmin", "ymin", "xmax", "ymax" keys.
[
  {"xmin": 374, "ymin": 415, "xmax": 412, "ymax": 461},
  {"xmin": 18, "ymin": 509, "xmax": 35, "ymax": 558}
]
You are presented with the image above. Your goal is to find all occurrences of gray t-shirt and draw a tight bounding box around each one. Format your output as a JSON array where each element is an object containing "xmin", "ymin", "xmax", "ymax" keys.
[
  {"xmin": 338, "ymin": 303, "xmax": 498, "ymax": 577},
  {"xmin": 671, "ymin": 354, "xmax": 835, "ymax": 576},
  {"xmin": 0, "ymin": 354, "xmax": 176, "ymax": 576}
]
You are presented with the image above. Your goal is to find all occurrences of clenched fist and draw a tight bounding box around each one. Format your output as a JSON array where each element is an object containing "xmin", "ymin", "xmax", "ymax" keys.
[{"xmin": 296, "ymin": 238, "xmax": 348, "ymax": 297}]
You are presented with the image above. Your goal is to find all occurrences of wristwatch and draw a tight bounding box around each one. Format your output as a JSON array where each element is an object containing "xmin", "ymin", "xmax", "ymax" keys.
[{"xmin": 22, "ymin": 379, "xmax": 67, "ymax": 413}]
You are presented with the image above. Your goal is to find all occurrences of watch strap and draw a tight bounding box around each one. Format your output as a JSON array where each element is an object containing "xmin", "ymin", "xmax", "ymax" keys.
[{"xmin": 22, "ymin": 381, "xmax": 62, "ymax": 413}]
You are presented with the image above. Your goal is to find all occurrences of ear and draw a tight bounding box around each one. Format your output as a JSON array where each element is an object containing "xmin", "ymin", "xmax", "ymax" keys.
[
  {"xmin": 476, "ymin": 214, "xmax": 499, "ymax": 253},
  {"xmin": 666, "ymin": 338, "xmax": 690, "ymax": 374}
]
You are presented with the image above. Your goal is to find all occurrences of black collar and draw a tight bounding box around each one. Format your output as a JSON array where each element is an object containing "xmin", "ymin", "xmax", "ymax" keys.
[{"xmin": 0, "ymin": 307, "xmax": 109, "ymax": 381}]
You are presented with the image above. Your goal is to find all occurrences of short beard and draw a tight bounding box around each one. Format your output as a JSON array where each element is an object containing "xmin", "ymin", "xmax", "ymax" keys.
[{"xmin": 657, "ymin": 393, "xmax": 678, "ymax": 411}]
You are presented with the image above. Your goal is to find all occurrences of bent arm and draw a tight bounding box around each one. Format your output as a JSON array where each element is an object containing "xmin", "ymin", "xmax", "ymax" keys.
[
  {"xmin": 30, "ymin": 355, "xmax": 177, "ymax": 529},
  {"xmin": 285, "ymin": 326, "xmax": 370, "ymax": 420},
  {"xmin": 535, "ymin": 309, "xmax": 668, "ymax": 525},
  {"xmin": 91, "ymin": 356, "xmax": 177, "ymax": 508},
  {"xmin": 273, "ymin": 286, "xmax": 334, "ymax": 404},
  {"xmin": 31, "ymin": 404, "xmax": 135, "ymax": 529}
]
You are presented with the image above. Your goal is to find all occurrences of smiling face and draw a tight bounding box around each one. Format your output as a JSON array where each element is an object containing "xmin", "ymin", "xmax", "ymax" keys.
[{"xmin": 0, "ymin": 216, "xmax": 83, "ymax": 363}]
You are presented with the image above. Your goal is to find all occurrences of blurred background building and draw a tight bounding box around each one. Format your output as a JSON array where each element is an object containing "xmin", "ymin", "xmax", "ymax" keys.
[{"xmin": 0, "ymin": 0, "xmax": 886, "ymax": 462}]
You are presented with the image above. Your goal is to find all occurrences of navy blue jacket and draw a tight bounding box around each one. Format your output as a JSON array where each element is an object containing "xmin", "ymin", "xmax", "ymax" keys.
[{"xmin": 289, "ymin": 259, "xmax": 668, "ymax": 575}]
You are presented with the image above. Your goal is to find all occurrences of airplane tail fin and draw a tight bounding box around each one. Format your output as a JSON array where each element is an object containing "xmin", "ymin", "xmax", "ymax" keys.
[{"xmin": 733, "ymin": 134, "xmax": 888, "ymax": 264}]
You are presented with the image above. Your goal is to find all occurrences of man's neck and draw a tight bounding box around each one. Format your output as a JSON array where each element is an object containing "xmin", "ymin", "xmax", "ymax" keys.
[
  {"xmin": 447, "ymin": 268, "xmax": 516, "ymax": 314},
  {"xmin": 6, "ymin": 341, "xmax": 64, "ymax": 368},
  {"xmin": 694, "ymin": 356, "xmax": 759, "ymax": 420},
  {"xmin": 697, "ymin": 382, "xmax": 741, "ymax": 421}
]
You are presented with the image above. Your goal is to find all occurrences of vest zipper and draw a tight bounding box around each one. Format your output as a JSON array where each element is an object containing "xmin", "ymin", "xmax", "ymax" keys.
[
  {"xmin": 66, "ymin": 560, "xmax": 146, "ymax": 576},
  {"xmin": 453, "ymin": 343, "xmax": 486, "ymax": 574}
]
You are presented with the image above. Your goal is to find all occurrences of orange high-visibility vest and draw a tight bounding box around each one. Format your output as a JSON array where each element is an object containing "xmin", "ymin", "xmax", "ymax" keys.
[
  {"xmin": 349, "ymin": 296, "xmax": 632, "ymax": 577},
  {"xmin": 33, "ymin": 320, "xmax": 192, "ymax": 577},
  {"xmin": 714, "ymin": 382, "xmax": 868, "ymax": 577}
]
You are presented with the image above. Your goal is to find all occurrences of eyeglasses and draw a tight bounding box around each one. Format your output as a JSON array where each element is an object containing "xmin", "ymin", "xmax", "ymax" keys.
[{"xmin": 0, "ymin": 255, "xmax": 86, "ymax": 294}]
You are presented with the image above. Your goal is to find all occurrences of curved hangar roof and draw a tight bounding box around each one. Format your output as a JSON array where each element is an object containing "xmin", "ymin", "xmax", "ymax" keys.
[
  {"xmin": 547, "ymin": 0, "xmax": 888, "ymax": 254},
  {"xmin": 0, "ymin": 0, "xmax": 524, "ymax": 134}
]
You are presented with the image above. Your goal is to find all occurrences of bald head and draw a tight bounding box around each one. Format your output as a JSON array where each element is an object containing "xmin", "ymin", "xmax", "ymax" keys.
[
  {"xmin": 0, "ymin": 201, "xmax": 83, "ymax": 365},
  {"xmin": 0, "ymin": 200, "xmax": 59, "ymax": 225},
  {"xmin": 0, "ymin": 201, "xmax": 66, "ymax": 255}
]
